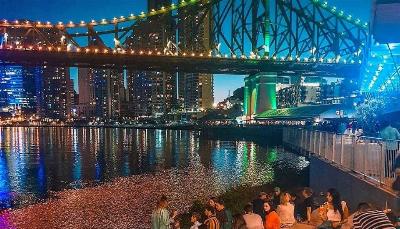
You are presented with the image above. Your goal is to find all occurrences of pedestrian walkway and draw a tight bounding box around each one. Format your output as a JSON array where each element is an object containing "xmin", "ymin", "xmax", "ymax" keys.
[{"xmin": 283, "ymin": 127, "xmax": 398, "ymax": 192}]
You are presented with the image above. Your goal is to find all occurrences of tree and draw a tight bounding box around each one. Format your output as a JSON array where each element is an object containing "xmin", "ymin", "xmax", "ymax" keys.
[{"xmin": 355, "ymin": 98, "xmax": 386, "ymax": 135}]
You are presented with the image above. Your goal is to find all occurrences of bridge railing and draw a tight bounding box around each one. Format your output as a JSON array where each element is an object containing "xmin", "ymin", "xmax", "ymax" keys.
[{"xmin": 283, "ymin": 128, "xmax": 398, "ymax": 191}]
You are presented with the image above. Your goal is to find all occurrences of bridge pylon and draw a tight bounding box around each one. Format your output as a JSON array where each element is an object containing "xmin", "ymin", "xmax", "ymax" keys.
[{"xmin": 244, "ymin": 72, "xmax": 277, "ymax": 118}]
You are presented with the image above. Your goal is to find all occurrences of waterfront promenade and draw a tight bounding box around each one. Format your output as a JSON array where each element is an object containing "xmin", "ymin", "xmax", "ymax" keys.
[{"xmin": 283, "ymin": 127, "xmax": 399, "ymax": 212}]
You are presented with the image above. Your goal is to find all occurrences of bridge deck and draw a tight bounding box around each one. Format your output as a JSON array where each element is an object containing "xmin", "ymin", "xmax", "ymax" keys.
[{"xmin": 0, "ymin": 49, "xmax": 360, "ymax": 77}]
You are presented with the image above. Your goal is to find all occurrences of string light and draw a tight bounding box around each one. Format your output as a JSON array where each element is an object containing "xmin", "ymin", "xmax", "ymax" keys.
[{"xmin": 0, "ymin": 0, "xmax": 202, "ymax": 29}]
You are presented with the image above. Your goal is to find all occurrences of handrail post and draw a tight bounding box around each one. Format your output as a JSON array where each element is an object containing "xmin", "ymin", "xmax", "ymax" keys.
[
  {"xmin": 379, "ymin": 141, "xmax": 384, "ymax": 186},
  {"xmin": 319, "ymin": 132, "xmax": 322, "ymax": 156},
  {"xmin": 351, "ymin": 135, "xmax": 355, "ymax": 170},
  {"xmin": 332, "ymin": 133, "xmax": 335, "ymax": 161},
  {"xmin": 325, "ymin": 132, "xmax": 328, "ymax": 158},
  {"xmin": 340, "ymin": 135, "xmax": 345, "ymax": 165},
  {"xmin": 363, "ymin": 139, "xmax": 368, "ymax": 179}
]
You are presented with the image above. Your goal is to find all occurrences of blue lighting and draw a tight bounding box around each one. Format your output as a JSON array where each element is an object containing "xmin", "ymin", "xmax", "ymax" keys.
[
  {"xmin": 0, "ymin": 65, "xmax": 38, "ymax": 110},
  {"xmin": 0, "ymin": 151, "xmax": 11, "ymax": 209},
  {"xmin": 361, "ymin": 40, "xmax": 400, "ymax": 93}
]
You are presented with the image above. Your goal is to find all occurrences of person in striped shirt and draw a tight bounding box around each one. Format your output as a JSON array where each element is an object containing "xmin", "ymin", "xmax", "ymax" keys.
[
  {"xmin": 353, "ymin": 202, "xmax": 395, "ymax": 229},
  {"xmin": 204, "ymin": 205, "xmax": 221, "ymax": 229}
]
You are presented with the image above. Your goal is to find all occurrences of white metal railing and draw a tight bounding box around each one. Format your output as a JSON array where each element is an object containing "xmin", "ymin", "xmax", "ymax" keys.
[{"xmin": 283, "ymin": 128, "xmax": 399, "ymax": 191}]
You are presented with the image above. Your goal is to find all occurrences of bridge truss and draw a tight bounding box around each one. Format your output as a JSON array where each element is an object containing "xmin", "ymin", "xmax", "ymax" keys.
[{"xmin": 0, "ymin": 0, "xmax": 369, "ymax": 77}]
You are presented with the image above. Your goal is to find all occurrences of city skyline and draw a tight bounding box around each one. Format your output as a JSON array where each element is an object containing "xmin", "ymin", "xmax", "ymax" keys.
[{"xmin": 0, "ymin": 0, "xmax": 370, "ymax": 102}]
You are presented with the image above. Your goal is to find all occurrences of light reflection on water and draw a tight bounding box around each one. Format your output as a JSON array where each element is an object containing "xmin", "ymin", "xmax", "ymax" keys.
[{"xmin": 0, "ymin": 127, "xmax": 309, "ymax": 209}]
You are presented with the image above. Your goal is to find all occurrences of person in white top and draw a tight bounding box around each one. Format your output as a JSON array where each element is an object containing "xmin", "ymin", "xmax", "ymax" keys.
[
  {"xmin": 276, "ymin": 192, "xmax": 296, "ymax": 228},
  {"xmin": 319, "ymin": 188, "xmax": 349, "ymax": 228},
  {"xmin": 242, "ymin": 203, "xmax": 264, "ymax": 229}
]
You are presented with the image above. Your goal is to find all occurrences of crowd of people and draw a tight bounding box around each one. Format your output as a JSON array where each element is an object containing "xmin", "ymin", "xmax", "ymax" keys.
[{"xmin": 151, "ymin": 187, "xmax": 398, "ymax": 229}]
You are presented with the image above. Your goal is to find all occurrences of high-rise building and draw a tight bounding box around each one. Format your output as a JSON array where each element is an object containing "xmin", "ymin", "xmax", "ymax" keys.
[
  {"xmin": 125, "ymin": 0, "xmax": 176, "ymax": 117},
  {"xmin": 127, "ymin": 71, "xmax": 175, "ymax": 117},
  {"xmin": 177, "ymin": 1, "xmax": 214, "ymax": 111},
  {"xmin": 0, "ymin": 65, "xmax": 38, "ymax": 113},
  {"xmin": 78, "ymin": 68, "xmax": 124, "ymax": 119},
  {"xmin": 178, "ymin": 73, "xmax": 213, "ymax": 111},
  {"xmin": 77, "ymin": 68, "xmax": 96, "ymax": 118},
  {"xmin": 36, "ymin": 66, "xmax": 72, "ymax": 120}
]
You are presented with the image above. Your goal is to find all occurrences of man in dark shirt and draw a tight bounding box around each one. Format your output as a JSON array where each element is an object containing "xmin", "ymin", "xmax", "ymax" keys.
[
  {"xmin": 271, "ymin": 187, "xmax": 281, "ymax": 210},
  {"xmin": 295, "ymin": 187, "xmax": 314, "ymax": 222},
  {"xmin": 215, "ymin": 198, "xmax": 232, "ymax": 229},
  {"xmin": 252, "ymin": 192, "xmax": 268, "ymax": 220}
]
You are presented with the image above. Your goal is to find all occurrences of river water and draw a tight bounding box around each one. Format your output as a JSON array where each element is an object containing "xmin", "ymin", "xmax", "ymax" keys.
[{"xmin": 0, "ymin": 127, "xmax": 309, "ymax": 210}]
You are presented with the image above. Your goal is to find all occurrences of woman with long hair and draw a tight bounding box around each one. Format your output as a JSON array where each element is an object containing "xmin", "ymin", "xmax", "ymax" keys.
[
  {"xmin": 264, "ymin": 201, "xmax": 280, "ymax": 229},
  {"xmin": 233, "ymin": 213, "xmax": 247, "ymax": 229},
  {"xmin": 319, "ymin": 188, "xmax": 349, "ymax": 228},
  {"xmin": 276, "ymin": 192, "xmax": 296, "ymax": 228}
]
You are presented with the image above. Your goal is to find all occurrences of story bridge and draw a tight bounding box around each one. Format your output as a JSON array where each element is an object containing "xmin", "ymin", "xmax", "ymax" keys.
[{"xmin": 0, "ymin": 0, "xmax": 369, "ymax": 77}]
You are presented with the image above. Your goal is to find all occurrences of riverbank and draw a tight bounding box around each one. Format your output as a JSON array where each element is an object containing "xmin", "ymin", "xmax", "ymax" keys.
[
  {"xmin": 0, "ymin": 152, "xmax": 308, "ymax": 229},
  {"xmin": 0, "ymin": 126, "xmax": 309, "ymax": 229}
]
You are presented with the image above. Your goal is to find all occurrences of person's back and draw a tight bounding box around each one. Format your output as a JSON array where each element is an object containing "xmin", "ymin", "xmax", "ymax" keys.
[
  {"xmin": 353, "ymin": 209, "xmax": 395, "ymax": 229},
  {"xmin": 277, "ymin": 203, "xmax": 296, "ymax": 226},
  {"xmin": 380, "ymin": 125, "xmax": 400, "ymax": 141},
  {"xmin": 243, "ymin": 213, "xmax": 264, "ymax": 229},
  {"xmin": 151, "ymin": 208, "xmax": 170, "ymax": 229},
  {"xmin": 265, "ymin": 211, "xmax": 280, "ymax": 229},
  {"xmin": 242, "ymin": 203, "xmax": 264, "ymax": 229},
  {"xmin": 233, "ymin": 214, "xmax": 247, "ymax": 229},
  {"xmin": 151, "ymin": 196, "xmax": 173, "ymax": 229}
]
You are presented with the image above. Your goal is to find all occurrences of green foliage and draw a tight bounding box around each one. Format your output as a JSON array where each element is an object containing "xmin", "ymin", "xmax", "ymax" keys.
[
  {"xmin": 219, "ymin": 185, "xmax": 271, "ymax": 215},
  {"xmin": 355, "ymin": 98, "xmax": 386, "ymax": 134}
]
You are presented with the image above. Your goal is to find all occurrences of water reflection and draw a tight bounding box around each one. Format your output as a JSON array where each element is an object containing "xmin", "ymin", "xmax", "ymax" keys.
[{"xmin": 0, "ymin": 127, "xmax": 308, "ymax": 209}]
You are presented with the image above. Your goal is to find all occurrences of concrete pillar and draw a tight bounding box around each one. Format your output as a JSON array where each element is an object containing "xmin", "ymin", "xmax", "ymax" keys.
[
  {"xmin": 256, "ymin": 72, "xmax": 277, "ymax": 114},
  {"xmin": 244, "ymin": 77, "xmax": 256, "ymax": 117},
  {"xmin": 243, "ymin": 72, "xmax": 277, "ymax": 117},
  {"xmin": 244, "ymin": 85, "xmax": 250, "ymax": 116}
]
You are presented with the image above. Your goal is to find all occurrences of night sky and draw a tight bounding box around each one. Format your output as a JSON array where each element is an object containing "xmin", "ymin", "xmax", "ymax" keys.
[{"xmin": 0, "ymin": 0, "xmax": 371, "ymax": 102}]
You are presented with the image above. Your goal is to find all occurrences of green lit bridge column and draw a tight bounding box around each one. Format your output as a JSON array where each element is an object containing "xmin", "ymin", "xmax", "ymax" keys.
[{"xmin": 244, "ymin": 72, "xmax": 277, "ymax": 118}]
